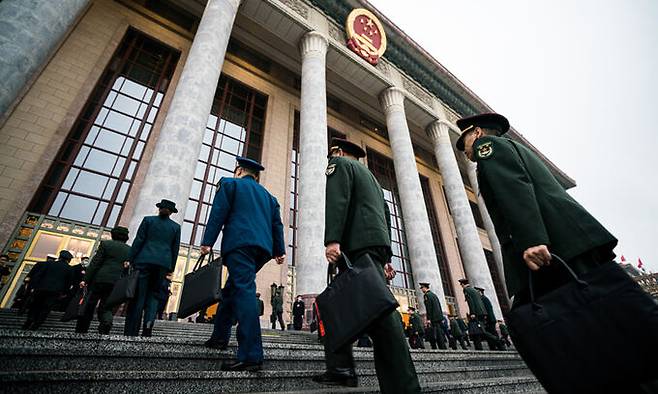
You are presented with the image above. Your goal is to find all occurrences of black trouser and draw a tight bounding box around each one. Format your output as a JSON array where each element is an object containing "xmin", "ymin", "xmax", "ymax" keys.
[
  {"xmin": 293, "ymin": 316, "xmax": 303, "ymax": 330},
  {"xmin": 427, "ymin": 322, "xmax": 447, "ymax": 350},
  {"xmin": 24, "ymin": 290, "xmax": 60, "ymax": 329},
  {"xmin": 271, "ymin": 312, "xmax": 284, "ymax": 330},
  {"xmin": 478, "ymin": 316, "xmax": 504, "ymax": 350},
  {"xmin": 408, "ymin": 333, "xmax": 424, "ymax": 349},
  {"xmin": 75, "ymin": 282, "xmax": 115, "ymax": 334},
  {"xmin": 501, "ymin": 334, "xmax": 511, "ymax": 347},
  {"xmin": 323, "ymin": 247, "xmax": 420, "ymax": 394},
  {"xmin": 450, "ymin": 335, "xmax": 468, "ymax": 350},
  {"xmin": 470, "ymin": 334, "xmax": 483, "ymax": 350},
  {"xmin": 426, "ymin": 335, "xmax": 437, "ymax": 350},
  {"xmin": 156, "ymin": 296, "xmax": 169, "ymax": 320},
  {"xmin": 124, "ymin": 264, "xmax": 167, "ymax": 336}
]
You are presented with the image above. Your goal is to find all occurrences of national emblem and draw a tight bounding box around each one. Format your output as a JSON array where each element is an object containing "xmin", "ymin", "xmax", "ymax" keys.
[{"xmin": 345, "ymin": 8, "xmax": 387, "ymax": 65}]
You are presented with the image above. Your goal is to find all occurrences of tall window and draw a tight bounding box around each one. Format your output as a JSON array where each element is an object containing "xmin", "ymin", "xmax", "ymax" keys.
[
  {"xmin": 470, "ymin": 200, "xmax": 485, "ymax": 229},
  {"xmin": 420, "ymin": 176, "xmax": 454, "ymax": 297},
  {"xmin": 484, "ymin": 249, "xmax": 510, "ymax": 313},
  {"xmin": 29, "ymin": 29, "xmax": 180, "ymax": 227},
  {"xmin": 367, "ymin": 149, "xmax": 414, "ymax": 290},
  {"xmin": 288, "ymin": 111, "xmax": 344, "ymax": 266},
  {"xmin": 181, "ymin": 76, "xmax": 267, "ymax": 246}
]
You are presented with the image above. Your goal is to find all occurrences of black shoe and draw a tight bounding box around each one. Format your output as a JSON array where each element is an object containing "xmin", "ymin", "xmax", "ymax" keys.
[
  {"xmin": 220, "ymin": 360, "xmax": 263, "ymax": 372},
  {"xmin": 21, "ymin": 320, "xmax": 33, "ymax": 330},
  {"xmin": 312, "ymin": 370, "xmax": 358, "ymax": 387},
  {"xmin": 141, "ymin": 327, "xmax": 152, "ymax": 337},
  {"xmin": 204, "ymin": 338, "xmax": 228, "ymax": 350}
]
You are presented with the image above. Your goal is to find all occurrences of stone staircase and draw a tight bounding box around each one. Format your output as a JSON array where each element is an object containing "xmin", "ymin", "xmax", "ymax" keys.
[{"xmin": 0, "ymin": 309, "xmax": 545, "ymax": 393}]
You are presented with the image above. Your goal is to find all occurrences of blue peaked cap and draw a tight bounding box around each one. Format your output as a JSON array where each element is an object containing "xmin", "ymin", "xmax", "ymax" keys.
[{"xmin": 236, "ymin": 156, "xmax": 265, "ymax": 172}]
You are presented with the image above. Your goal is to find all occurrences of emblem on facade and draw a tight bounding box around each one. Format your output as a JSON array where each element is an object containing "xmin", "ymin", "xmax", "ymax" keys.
[{"xmin": 345, "ymin": 8, "xmax": 387, "ymax": 65}]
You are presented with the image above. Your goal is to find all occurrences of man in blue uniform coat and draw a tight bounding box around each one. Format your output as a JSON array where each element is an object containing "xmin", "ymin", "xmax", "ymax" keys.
[
  {"xmin": 125, "ymin": 199, "xmax": 181, "ymax": 337},
  {"xmin": 201, "ymin": 156, "xmax": 285, "ymax": 372}
]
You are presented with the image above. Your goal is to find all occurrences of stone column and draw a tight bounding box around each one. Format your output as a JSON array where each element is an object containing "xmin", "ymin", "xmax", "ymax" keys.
[
  {"xmin": 427, "ymin": 120, "xmax": 503, "ymax": 318},
  {"xmin": 128, "ymin": 0, "xmax": 241, "ymax": 234},
  {"xmin": 467, "ymin": 162, "xmax": 509, "ymax": 301},
  {"xmin": 295, "ymin": 31, "xmax": 329, "ymax": 296},
  {"xmin": 380, "ymin": 87, "xmax": 447, "ymax": 313},
  {"xmin": 0, "ymin": 0, "xmax": 90, "ymax": 123}
]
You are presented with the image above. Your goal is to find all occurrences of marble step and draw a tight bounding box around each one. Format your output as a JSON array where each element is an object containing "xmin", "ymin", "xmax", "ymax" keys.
[
  {"xmin": 252, "ymin": 377, "xmax": 546, "ymax": 394},
  {"xmin": 0, "ymin": 329, "xmax": 522, "ymax": 361},
  {"xmin": 0, "ymin": 365, "xmax": 537, "ymax": 393}
]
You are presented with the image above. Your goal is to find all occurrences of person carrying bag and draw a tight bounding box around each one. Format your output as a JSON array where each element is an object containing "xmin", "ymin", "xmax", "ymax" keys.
[
  {"xmin": 315, "ymin": 138, "xmax": 420, "ymax": 393},
  {"xmin": 455, "ymin": 112, "xmax": 658, "ymax": 392}
]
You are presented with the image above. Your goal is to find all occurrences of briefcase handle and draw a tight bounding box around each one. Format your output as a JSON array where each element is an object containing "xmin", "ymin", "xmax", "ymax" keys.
[
  {"xmin": 327, "ymin": 254, "xmax": 355, "ymax": 285},
  {"xmin": 193, "ymin": 250, "xmax": 216, "ymax": 272},
  {"xmin": 527, "ymin": 253, "xmax": 588, "ymax": 304},
  {"xmin": 121, "ymin": 265, "xmax": 134, "ymax": 277}
]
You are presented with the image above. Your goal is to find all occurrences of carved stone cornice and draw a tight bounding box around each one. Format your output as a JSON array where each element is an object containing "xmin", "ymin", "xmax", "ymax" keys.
[{"xmin": 279, "ymin": 0, "xmax": 309, "ymax": 19}]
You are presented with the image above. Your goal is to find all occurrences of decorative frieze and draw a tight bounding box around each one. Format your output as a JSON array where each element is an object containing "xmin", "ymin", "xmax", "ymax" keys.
[
  {"xmin": 328, "ymin": 21, "xmax": 345, "ymax": 43},
  {"xmin": 403, "ymin": 76, "xmax": 433, "ymax": 108},
  {"xmin": 375, "ymin": 58, "xmax": 390, "ymax": 76},
  {"xmin": 279, "ymin": 0, "xmax": 309, "ymax": 19}
]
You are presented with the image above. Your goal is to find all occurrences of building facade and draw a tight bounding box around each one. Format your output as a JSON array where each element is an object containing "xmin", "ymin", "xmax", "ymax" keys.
[{"xmin": 0, "ymin": 0, "xmax": 575, "ymax": 323}]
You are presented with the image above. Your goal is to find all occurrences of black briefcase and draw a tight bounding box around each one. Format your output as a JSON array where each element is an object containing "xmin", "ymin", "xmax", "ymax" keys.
[
  {"xmin": 61, "ymin": 287, "xmax": 89, "ymax": 322},
  {"xmin": 506, "ymin": 254, "xmax": 658, "ymax": 393},
  {"xmin": 315, "ymin": 254, "xmax": 399, "ymax": 353},
  {"xmin": 178, "ymin": 252, "xmax": 223, "ymax": 319},
  {"xmin": 105, "ymin": 268, "xmax": 139, "ymax": 308}
]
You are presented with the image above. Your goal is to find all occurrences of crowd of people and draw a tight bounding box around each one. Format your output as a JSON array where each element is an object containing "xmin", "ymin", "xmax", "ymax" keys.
[
  {"xmin": 5, "ymin": 111, "xmax": 657, "ymax": 393},
  {"xmin": 392, "ymin": 265, "xmax": 509, "ymax": 355}
]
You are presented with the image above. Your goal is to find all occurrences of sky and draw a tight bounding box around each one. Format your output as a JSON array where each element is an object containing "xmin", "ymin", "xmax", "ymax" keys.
[{"xmin": 369, "ymin": 0, "xmax": 658, "ymax": 272}]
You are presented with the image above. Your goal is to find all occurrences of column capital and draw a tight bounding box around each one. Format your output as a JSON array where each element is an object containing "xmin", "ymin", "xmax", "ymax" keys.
[
  {"xmin": 299, "ymin": 31, "xmax": 328, "ymax": 58},
  {"xmin": 379, "ymin": 87, "xmax": 406, "ymax": 113},
  {"xmin": 426, "ymin": 119, "xmax": 449, "ymax": 141}
]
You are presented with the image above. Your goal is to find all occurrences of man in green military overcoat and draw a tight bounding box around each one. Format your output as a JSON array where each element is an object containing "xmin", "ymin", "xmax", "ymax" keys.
[
  {"xmin": 419, "ymin": 282, "xmax": 446, "ymax": 349},
  {"xmin": 475, "ymin": 286, "xmax": 505, "ymax": 350},
  {"xmin": 459, "ymin": 278, "xmax": 503, "ymax": 350},
  {"xmin": 313, "ymin": 138, "xmax": 420, "ymax": 393},
  {"xmin": 449, "ymin": 315, "xmax": 468, "ymax": 350},
  {"xmin": 407, "ymin": 306, "xmax": 424, "ymax": 349},
  {"xmin": 76, "ymin": 226, "xmax": 131, "ymax": 334},
  {"xmin": 454, "ymin": 112, "xmax": 655, "ymax": 387},
  {"xmin": 270, "ymin": 285, "xmax": 285, "ymax": 330},
  {"xmin": 455, "ymin": 113, "xmax": 617, "ymax": 301}
]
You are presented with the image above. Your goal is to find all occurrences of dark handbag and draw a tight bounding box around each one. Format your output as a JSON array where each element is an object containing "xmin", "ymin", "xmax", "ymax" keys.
[
  {"xmin": 315, "ymin": 254, "xmax": 399, "ymax": 353},
  {"xmin": 506, "ymin": 254, "xmax": 658, "ymax": 393},
  {"xmin": 105, "ymin": 268, "xmax": 139, "ymax": 308},
  {"xmin": 177, "ymin": 252, "xmax": 223, "ymax": 319},
  {"xmin": 61, "ymin": 287, "xmax": 89, "ymax": 322}
]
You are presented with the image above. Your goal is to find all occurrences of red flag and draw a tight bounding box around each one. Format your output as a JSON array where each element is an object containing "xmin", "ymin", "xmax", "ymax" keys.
[
  {"xmin": 620, "ymin": 255, "xmax": 627, "ymax": 262},
  {"xmin": 638, "ymin": 258, "xmax": 643, "ymax": 269}
]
